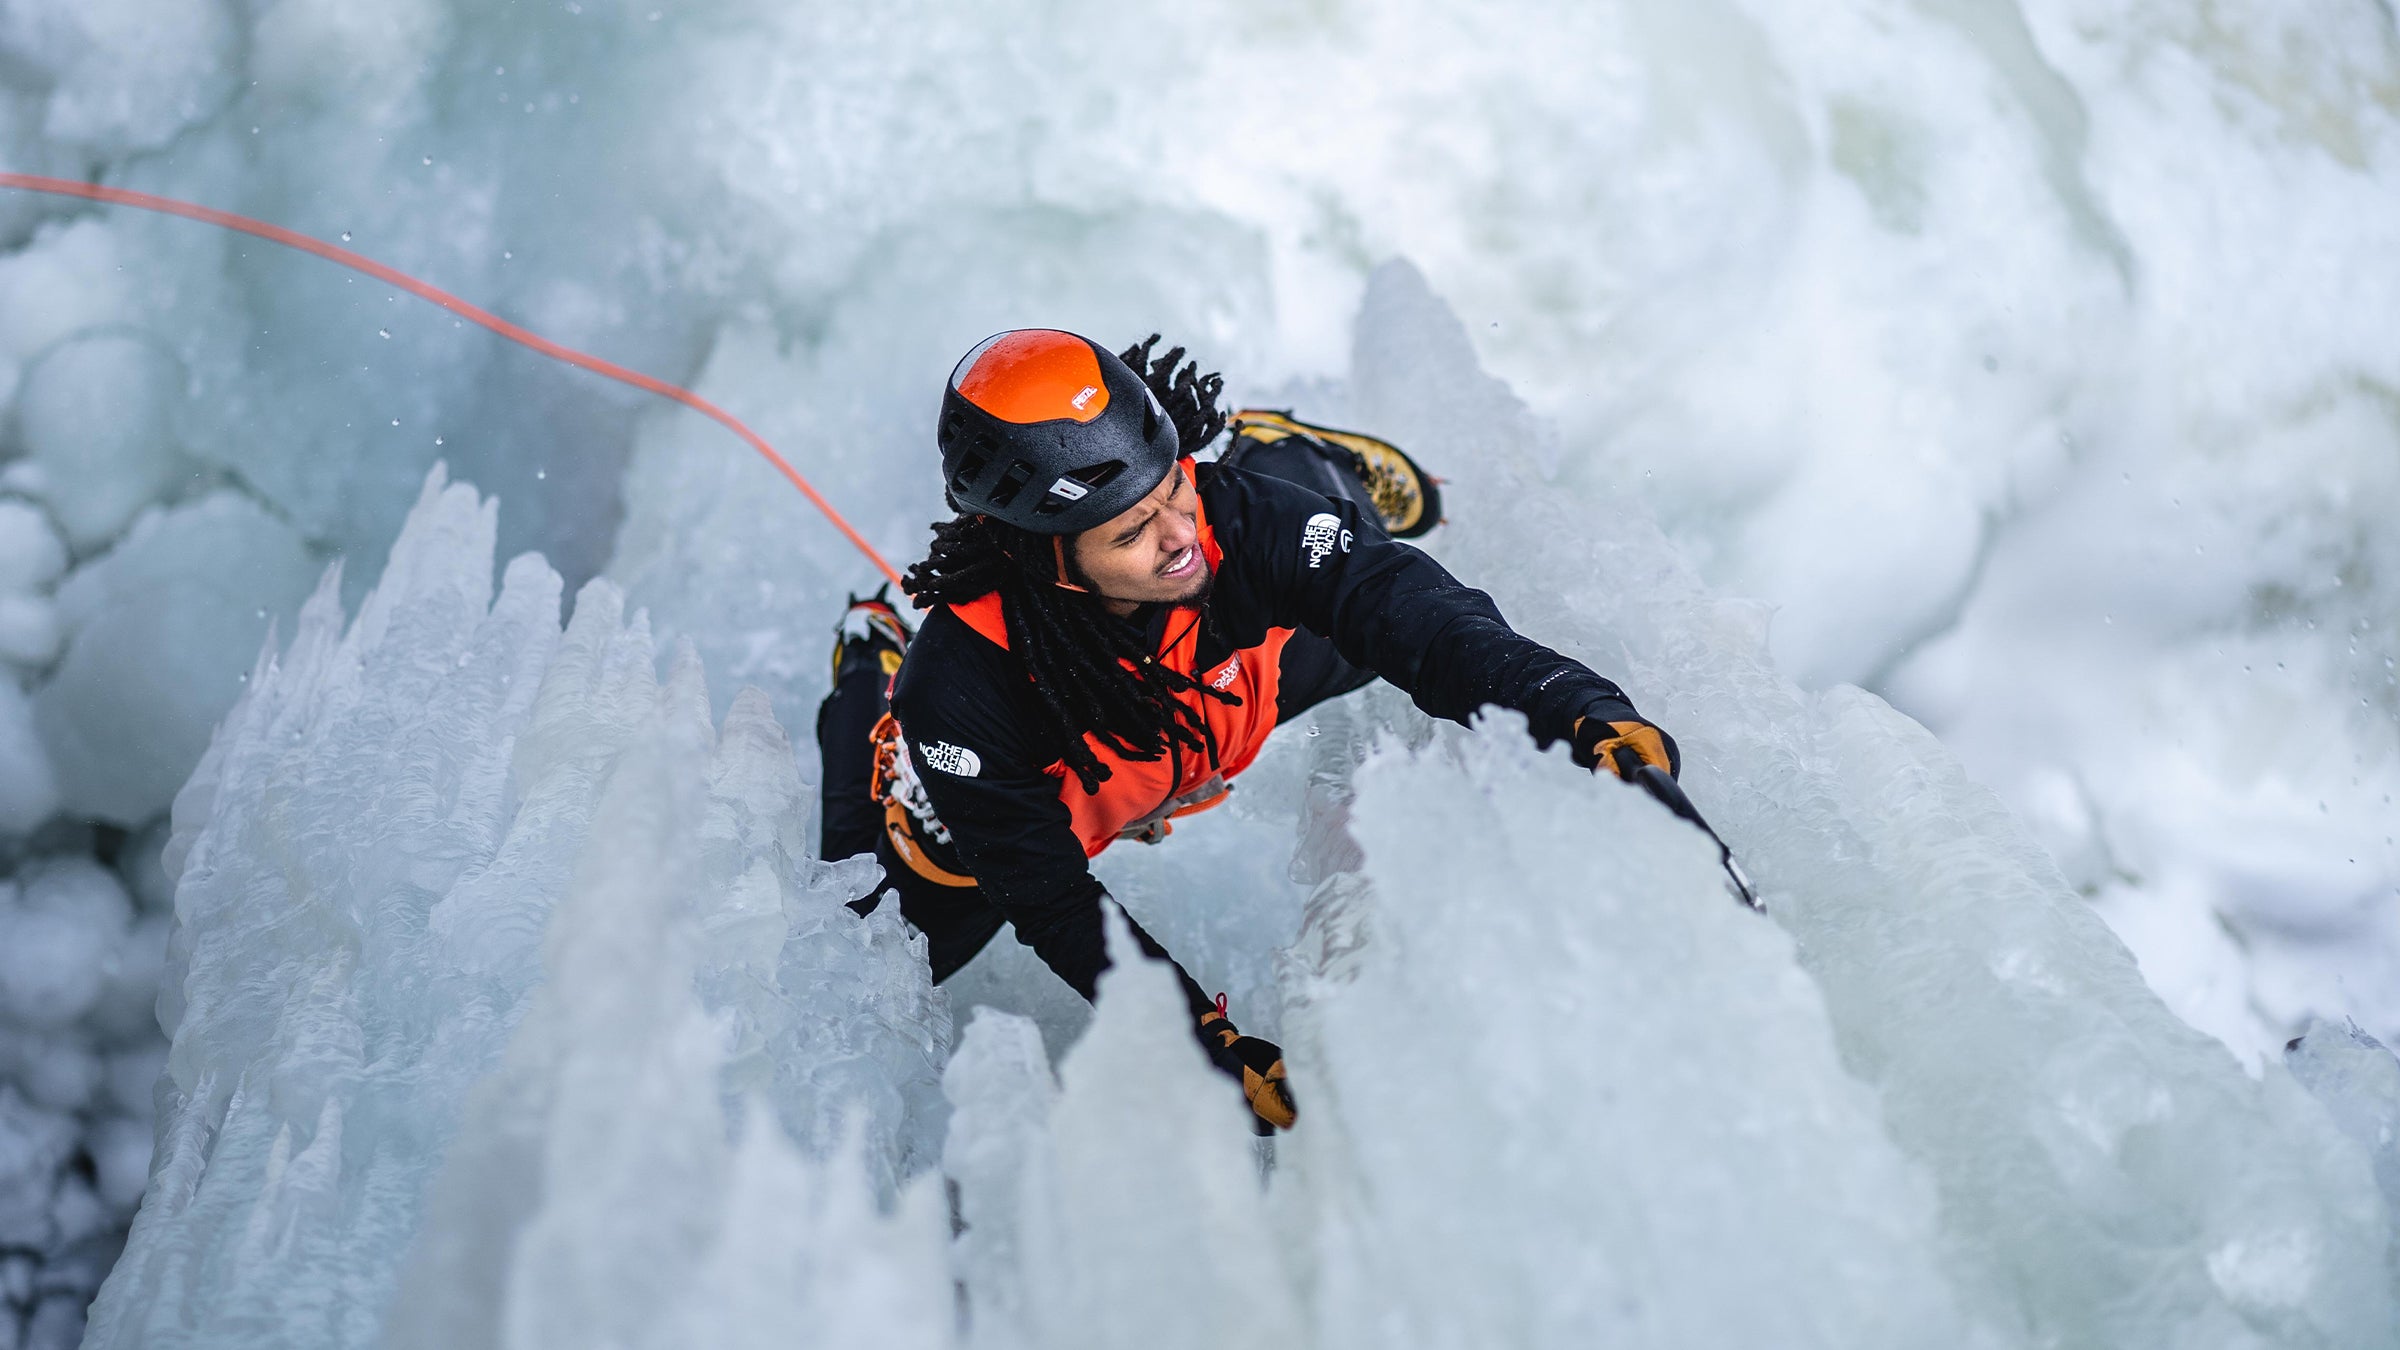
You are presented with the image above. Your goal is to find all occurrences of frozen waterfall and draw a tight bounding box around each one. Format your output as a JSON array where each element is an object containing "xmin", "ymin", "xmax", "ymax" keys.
[
  {"xmin": 2, "ymin": 0, "xmax": 2397, "ymax": 1343},
  {"xmin": 83, "ymin": 283, "xmax": 2400, "ymax": 1345}
]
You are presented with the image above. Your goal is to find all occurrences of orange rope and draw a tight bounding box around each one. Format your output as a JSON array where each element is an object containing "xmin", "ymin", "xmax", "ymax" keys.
[{"xmin": 0, "ymin": 171, "xmax": 905, "ymax": 588}]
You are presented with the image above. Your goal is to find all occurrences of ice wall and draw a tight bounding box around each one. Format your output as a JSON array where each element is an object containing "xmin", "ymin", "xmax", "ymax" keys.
[
  {"xmin": 1, "ymin": 0, "xmax": 2397, "ymax": 1340},
  {"xmin": 0, "ymin": 0, "xmax": 2391, "ymax": 1058},
  {"xmin": 81, "ymin": 293, "xmax": 2400, "ymax": 1350},
  {"xmin": 80, "ymin": 470, "xmax": 952, "ymax": 1347}
]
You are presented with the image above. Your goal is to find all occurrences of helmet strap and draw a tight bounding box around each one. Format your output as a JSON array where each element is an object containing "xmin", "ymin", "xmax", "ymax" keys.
[{"xmin": 1050, "ymin": 535, "xmax": 1090, "ymax": 593}]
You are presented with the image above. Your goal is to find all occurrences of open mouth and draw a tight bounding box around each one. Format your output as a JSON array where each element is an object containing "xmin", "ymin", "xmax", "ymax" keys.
[{"xmin": 1160, "ymin": 544, "xmax": 1199, "ymax": 580}]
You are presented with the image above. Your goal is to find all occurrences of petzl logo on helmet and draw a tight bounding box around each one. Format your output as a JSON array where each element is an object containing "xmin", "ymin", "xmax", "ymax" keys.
[
  {"xmin": 916, "ymin": 740, "xmax": 982, "ymax": 778},
  {"xmin": 1071, "ymin": 384, "xmax": 1099, "ymax": 410},
  {"xmin": 1301, "ymin": 513, "xmax": 1350, "ymax": 569},
  {"xmin": 1048, "ymin": 476, "xmax": 1091, "ymax": 501}
]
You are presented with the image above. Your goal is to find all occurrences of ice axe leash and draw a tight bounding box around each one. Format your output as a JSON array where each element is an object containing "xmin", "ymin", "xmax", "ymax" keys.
[
  {"xmin": 1612, "ymin": 749, "xmax": 1763, "ymax": 911},
  {"xmin": 0, "ymin": 170, "xmax": 906, "ymax": 589}
]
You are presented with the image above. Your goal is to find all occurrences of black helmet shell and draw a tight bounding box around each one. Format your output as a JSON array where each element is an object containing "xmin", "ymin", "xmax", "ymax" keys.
[{"xmin": 937, "ymin": 329, "xmax": 1180, "ymax": 534}]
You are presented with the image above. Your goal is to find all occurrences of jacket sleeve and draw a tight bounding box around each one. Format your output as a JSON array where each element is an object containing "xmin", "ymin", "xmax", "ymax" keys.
[
  {"xmin": 1210, "ymin": 464, "xmax": 1649, "ymax": 747},
  {"xmin": 888, "ymin": 636, "xmax": 1215, "ymax": 1017}
]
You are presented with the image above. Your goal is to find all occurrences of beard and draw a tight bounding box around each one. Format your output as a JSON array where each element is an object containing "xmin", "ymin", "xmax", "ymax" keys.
[{"xmin": 1162, "ymin": 557, "xmax": 1216, "ymax": 609}]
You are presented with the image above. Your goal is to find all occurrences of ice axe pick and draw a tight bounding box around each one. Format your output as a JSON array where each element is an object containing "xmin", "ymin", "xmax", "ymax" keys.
[{"xmin": 1612, "ymin": 749, "xmax": 1763, "ymax": 912}]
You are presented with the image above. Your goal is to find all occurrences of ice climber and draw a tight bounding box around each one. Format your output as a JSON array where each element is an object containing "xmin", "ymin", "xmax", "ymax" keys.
[{"xmin": 817, "ymin": 329, "xmax": 1679, "ymax": 1132}]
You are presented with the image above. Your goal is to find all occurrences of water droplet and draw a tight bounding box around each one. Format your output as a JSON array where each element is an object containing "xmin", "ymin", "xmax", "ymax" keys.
[
  {"xmin": 377, "ymin": 328, "xmax": 391, "ymax": 339},
  {"xmin": 503, "ymin": 250, "xmax": 514, "ymax": 260},
  {"xmin": 434, "ymin": 436, "xmax": 445, "ymax": 446},
  {"xmin": 340, "ymin": 231, "xmax": 353, "ymax": 242},
  {"xmin": 535, "ymin": 469, "xmax": 547, "ymax": 480},
  {"xmin": 422, "ymin": 155, "xmax": 433, "ymax": 166},
  {"xmin": 495, "ymin": 65, "xmax": 506, "ymax": 76},
  {"xmin": 391, "ymin": 418, "xmax": 400, "ymax": 427}
]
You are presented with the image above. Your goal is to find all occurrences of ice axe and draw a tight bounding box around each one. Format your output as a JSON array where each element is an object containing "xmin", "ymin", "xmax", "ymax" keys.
[{"xmin": 1612, "ymin": 750, "xmax": 1763, "ymax": 912}]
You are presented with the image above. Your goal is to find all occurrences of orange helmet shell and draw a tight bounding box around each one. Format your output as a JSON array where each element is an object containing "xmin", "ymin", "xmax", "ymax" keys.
[{"xmin": 953, "ymin": 330, "xmax": 1112, "ymax": 425}]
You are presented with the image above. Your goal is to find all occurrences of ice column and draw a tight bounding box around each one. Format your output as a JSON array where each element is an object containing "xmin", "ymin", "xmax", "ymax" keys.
[{"xmin": 83, "ymin": 469, "xmax": 953, "ymax": 1349}]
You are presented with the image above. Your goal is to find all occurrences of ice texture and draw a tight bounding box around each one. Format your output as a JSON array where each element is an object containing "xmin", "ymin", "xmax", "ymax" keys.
[
  {"xmin": 5, "ymin": 335, "xmax": 192, "ymax": 553},
  {"xmin": 88, "ymin": 289, "xmax": 2400, "ymax": 1348},
  {"xmin": 0, "ymin": 850, "xmax": 160, "ymax": 1350},
  {"xmin": 0, "ymin": 676, "xmax": 58, "ymax": 835},
  {"xmin": 0, "ymin": 0, "xmax": 2393, "ymax": 1339},
  {"xmin": 85, "ymin": 469, "xmax": 951, "ymax": 1347},
  {"xmin": 31, "ymin": 493, "xmax": 319, "ymax": 826},
  {"xmin": 2287, "ymin": 1022, "xmax": 2400, "ymax": 1221},
  {"xmin": 0, "ymin": 0, "xmax": 2388, "ymax": 1072}
]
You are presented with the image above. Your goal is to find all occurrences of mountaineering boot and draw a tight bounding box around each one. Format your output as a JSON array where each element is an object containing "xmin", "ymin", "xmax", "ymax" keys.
[
  {"xmin": 828, "ymin": 584, "xmax": 912, "ymax": 690},
  {"xmin": 1223, "ymin": 409, "xmax": 1444, "ymax": 538}
]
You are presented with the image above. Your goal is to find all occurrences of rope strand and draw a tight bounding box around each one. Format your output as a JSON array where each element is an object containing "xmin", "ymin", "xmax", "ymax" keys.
[{"xmin": 0, "ymin": 171, "xmax": 903, "ymax": 588}]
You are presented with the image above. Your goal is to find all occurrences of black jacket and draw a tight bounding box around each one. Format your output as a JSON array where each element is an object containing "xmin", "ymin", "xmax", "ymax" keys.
[{"xmin": 888, "ymin": 461, "xmax": 1647, "ymax": 1009}]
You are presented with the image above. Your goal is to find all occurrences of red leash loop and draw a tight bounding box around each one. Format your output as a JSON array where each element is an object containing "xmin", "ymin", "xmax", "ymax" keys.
[{"xmin": 0, "ymin": 170, "xmax": 905, "ymax": 589}]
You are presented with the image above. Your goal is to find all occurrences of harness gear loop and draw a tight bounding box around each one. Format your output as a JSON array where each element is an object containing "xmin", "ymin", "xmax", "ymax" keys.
[{"xmin": 869, "ymin": 713, "xmax": 979, "ymax": 888}]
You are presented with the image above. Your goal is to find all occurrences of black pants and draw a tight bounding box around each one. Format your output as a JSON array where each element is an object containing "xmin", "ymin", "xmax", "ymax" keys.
[{"xmin": 818, "ymin": 438, "xmax": 1380, "ymax": 982}]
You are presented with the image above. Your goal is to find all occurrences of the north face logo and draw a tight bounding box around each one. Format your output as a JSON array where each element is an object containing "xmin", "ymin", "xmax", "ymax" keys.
[
  {"xmin": 1301, "ymin": 512, "xmax": 1351, "ymax": 568},
  {"xmin": 916, "ymin": 740, "xmax": 982, "ymax": 778},
  {"xmin": 1210, "ymin": 654, "xmax": 1242, "ymax": 690}
]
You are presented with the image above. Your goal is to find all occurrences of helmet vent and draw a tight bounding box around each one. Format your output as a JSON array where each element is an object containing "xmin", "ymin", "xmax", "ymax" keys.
[
  {"xmin": 987, "ymin": 459, "xmax": 1035, "ymax": 507},
  {"xmin": 948, "ymin": 449, "xmax": 989, "ymax": 495}
]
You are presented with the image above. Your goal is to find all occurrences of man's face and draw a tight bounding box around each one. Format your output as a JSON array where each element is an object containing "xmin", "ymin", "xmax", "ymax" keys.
[{"xmin": 1070, "ymin": 464, "xmax": 1211, "ymax": 611}]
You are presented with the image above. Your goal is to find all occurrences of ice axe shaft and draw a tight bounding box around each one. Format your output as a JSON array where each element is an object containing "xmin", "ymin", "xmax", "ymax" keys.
[{"xmin": 1614, "ymin": 752, "xmax": 1763, "ymax": 911}]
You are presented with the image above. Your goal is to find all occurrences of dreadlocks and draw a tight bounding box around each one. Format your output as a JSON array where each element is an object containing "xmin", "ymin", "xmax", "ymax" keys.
[{"xmin": 902, "ymin": 336, "xmax": 1233, "ymax": 793}]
